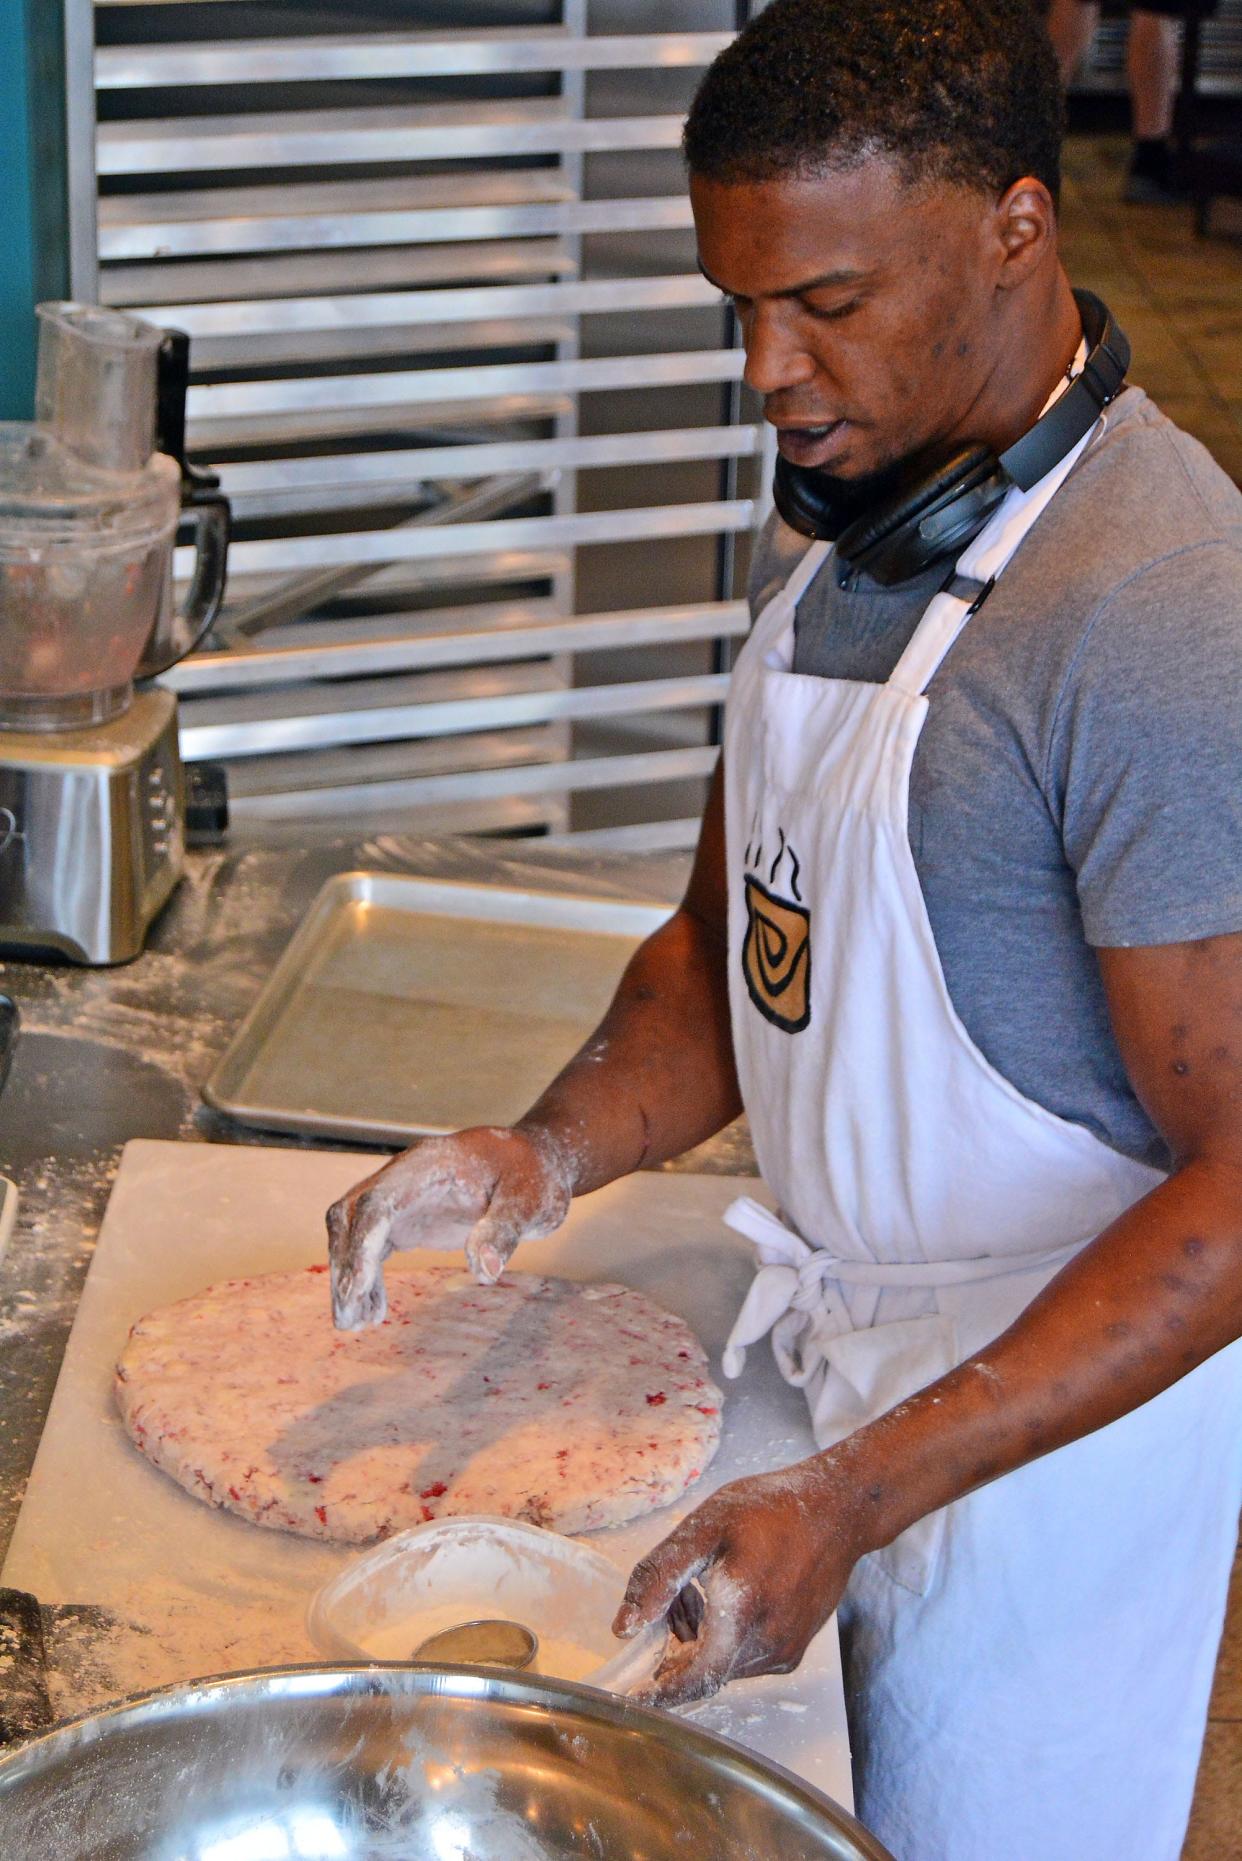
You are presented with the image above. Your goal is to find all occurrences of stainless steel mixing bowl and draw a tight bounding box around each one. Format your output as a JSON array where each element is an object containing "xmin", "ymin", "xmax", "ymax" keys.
[{"xmin": 0, "ymin": 1665, "xmax": 894, "ymax": 1860}]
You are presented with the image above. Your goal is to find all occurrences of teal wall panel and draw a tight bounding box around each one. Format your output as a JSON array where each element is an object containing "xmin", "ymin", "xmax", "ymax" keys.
[{"xmin": 1, "ymin": 0, "xmax": 71, "ymax": 420}]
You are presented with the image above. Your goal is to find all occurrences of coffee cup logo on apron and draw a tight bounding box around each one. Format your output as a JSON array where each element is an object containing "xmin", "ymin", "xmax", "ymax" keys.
[{"xmin": 742, "ymin": 828, "xmax": 811, "ymax": 1033}]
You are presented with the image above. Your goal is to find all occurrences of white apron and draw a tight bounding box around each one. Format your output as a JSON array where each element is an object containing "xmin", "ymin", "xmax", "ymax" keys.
[{"xmin": 721, "ymin": 440, "xmax": 1242, "ymax": 1860}]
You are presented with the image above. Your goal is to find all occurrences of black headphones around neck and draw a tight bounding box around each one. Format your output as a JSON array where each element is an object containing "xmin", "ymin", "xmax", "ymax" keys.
[{"xmin": 771, "ymin": 289, "xmax": 1130, "ymax": 587}]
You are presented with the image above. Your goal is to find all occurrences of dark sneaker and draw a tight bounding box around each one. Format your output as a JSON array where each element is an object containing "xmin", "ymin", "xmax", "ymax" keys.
[
  {"xmin": 1123, "ymin": 168, "xmax": 1192, "ymax": 205},
  {"xmin": 1124, "ymin": 139, "xmax": 1190, "ymax": 205}
]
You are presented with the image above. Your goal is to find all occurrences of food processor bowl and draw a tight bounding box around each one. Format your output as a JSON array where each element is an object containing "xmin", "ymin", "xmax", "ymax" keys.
[
  {"xmin": 0, "ymin": 303, "xmax": 229, "ymax": 732},
  {"xmin": 0, "ymin": 425, "xmax": 182, "ymax": 732}
]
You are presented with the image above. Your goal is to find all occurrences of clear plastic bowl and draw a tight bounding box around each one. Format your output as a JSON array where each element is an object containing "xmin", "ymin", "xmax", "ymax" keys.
[{"xmin": 306, "ymin": 1516, "xmax": 666, "ymax": 1693}]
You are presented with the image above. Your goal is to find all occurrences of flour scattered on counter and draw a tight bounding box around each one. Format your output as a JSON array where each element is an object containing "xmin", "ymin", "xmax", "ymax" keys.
[{"xmin": 0, "ymin": 837, "xmax": 764, "ymax": 1733}]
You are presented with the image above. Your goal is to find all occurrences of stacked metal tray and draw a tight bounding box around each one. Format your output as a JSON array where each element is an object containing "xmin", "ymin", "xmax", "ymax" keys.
[{"xmin": 204, "ymin": 872, "xmax": 669, "ymax": 1143}]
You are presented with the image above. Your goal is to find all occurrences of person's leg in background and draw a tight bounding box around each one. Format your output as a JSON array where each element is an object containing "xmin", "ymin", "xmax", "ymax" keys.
[
  {"xmin": 1125, "ymin": 9, "xmax": 1185, "ymax": 199},
  {"xmin": 1047, "ymin": 0, "xmax": 1102, "ymax": 80},
  {"xmin": 1047, "ymin": 0, "xmax": 1188, "ymax": 203}
]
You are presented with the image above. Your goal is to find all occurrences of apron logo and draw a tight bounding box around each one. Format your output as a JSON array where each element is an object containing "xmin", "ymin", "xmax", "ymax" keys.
[{"xmin": 742, "ymin": 830, "xmax": 811, "ymax": 1033}]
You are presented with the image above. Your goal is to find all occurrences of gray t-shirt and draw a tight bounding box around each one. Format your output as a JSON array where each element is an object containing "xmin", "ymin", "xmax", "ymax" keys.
[{"xmin": 749, "ymin": 386, "xmax": 1242, "ymax": 1168}]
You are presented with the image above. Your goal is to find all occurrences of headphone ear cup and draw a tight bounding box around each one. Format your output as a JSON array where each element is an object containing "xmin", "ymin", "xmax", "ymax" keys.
[
  {"xmin": 772, "ymin": 453, "xmax": 843, "ymax": 541},
  {"xmin": 837, "ymin": 443, "xmax": 993, "ymax": 564},
  {"xmin": 837, "ymin": 444, "xmax": 1007, "ymax": 585},
  {"xmin": 773, "ymin": 440, "xmax": 1011, "ymax": 579}
]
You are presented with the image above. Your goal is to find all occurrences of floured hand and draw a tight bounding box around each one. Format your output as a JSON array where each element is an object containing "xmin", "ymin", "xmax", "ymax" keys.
[
  {"xmin": 327, "ymin": 1126, "xmax": 573, "ymax": 1329},
  {"xmin": 611, "ymin": 1454, "xmax": 872, "ymax": 1707}
]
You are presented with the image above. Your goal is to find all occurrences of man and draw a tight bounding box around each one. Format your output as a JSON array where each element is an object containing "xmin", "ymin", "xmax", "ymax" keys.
[{"xmin": 328, "ymin": 3, "xmax": 1242, "ymax": 1854}]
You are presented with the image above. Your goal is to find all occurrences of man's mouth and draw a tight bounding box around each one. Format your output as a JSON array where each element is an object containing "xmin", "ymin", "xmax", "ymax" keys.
[{"xmin": 774, "ymin": 420, "xmax": 851, "ymax": 468}]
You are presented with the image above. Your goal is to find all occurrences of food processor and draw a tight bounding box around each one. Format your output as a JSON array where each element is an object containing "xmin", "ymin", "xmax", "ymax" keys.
[{"xmin": 0, "ymin": 303, "xmax": 229, "ymax": 963}]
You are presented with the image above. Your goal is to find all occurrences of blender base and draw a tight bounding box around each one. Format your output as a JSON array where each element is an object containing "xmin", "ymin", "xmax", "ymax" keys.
[{"xmin": 0, "ymin": 687, "xmax": 184, "ymax": 966}]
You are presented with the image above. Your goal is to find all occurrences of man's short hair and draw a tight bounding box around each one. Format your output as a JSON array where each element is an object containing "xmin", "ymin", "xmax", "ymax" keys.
[{"xmin": 683, "ymin": 0, "xmax": 1064, "ymax": 203}]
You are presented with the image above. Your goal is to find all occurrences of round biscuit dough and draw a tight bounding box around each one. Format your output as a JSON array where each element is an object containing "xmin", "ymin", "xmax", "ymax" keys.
[{"xmin": 115, "ymin": 1263, "xmax": 724, "ymax": 1542}]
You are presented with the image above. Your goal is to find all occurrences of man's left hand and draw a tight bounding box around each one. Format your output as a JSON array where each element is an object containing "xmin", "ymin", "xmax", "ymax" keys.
[{"xmin": 612, "ymin": 1455, "xmax": 872, "ymax": 1707}]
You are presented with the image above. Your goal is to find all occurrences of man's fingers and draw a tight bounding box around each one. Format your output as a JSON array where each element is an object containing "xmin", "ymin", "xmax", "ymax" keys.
[
  {"xmin": 729, "ymin": 1643, "xmax": 800, "ymax": 1681},
  {"xmin": 463, "ymin": 1187, "xmax": 536, "ymax": 1284},
  {"xmin": 613, "ymin": 1520, "xmax": 716, "ymax": 1638},
  {"xmin": 667, "ymin": 1580, "xmax": 706, "ymax": 1644},
  {"xmin": 633, "ymin": 1565, "xmax": 751, "ymax": 1708},
  {"xmin": 332, "ymin": 1269, "xmax": 387, "ymax": 1332},
  {"xmin": 463, "ymin": 1211, "xmax": 515, "ymax": 1285},
  {"xmin": 327, "ymin": 1195, "xmax": 393, "ymax": 1330},
  {"xmin": 636, "ymin": 1639, "xmax": 733, "ymax": 1710},
  {"xmin": 325, "ymin": 1192, "xmax": 355, "ymax": 1263}
]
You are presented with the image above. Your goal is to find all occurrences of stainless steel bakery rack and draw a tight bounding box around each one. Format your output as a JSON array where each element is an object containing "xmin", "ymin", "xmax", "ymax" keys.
[{"xmin": 68, "ymin": 0, "xmax": 769, "ymax": 846}]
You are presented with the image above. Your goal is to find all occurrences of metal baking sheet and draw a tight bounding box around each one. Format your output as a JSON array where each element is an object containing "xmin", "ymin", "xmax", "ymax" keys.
[{"xmin": 204, "ymin": 872, "xmax": 670, "ymax": 1143}]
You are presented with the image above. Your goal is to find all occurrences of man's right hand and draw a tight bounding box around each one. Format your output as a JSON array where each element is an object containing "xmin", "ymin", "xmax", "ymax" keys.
[
  {"xmin": 326, "ymin": 1125, "xmax": 573, "ymax": 1330},
  {"xmin": 328, "ymin": 766, "xmax": 734, "ymax": 1333}
]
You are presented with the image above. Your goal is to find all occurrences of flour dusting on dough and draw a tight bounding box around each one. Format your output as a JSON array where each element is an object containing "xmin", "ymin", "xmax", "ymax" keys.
[{"xmin": 115, "ymin": 1263, "xmax": 723, "ymax": 1543}]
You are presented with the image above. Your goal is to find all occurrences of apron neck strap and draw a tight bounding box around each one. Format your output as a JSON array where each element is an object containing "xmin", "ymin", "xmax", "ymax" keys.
[
  {"xmin": 887, "ymin": 577, "xmax": 995, "ymax": 698},
  {"xmin": 783, "ymin": 538, "xmax": 834, "ymax": 609}
]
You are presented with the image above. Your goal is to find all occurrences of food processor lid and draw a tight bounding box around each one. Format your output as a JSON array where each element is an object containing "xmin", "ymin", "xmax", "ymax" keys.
[{"xmin": 0, "ymin": 424, "xmax": 180, "ymax": 550}]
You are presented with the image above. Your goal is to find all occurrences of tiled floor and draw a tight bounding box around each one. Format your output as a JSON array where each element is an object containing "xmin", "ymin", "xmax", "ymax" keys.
[
  {"xmin": 1060, "ymin": 134, "xmax": 1242, "ymax": 485},
  {"xmin": 1058, "ymin": 135, "xmax": 1242, "ymax": 1856}
]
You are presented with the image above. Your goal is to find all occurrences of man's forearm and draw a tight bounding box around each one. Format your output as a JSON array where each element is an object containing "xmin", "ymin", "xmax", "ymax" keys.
[
  {"xmin": 515, "ymin": 903, "xmax": 742, "ymax": 1197},
  {"xmin": 841, "ymin": 1157, "xmax": 1242, "ymax": 1554}
]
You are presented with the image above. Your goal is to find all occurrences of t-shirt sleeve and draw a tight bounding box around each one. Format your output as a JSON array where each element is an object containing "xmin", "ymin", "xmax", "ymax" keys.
[{"xmin": 1051, "ymin": 539, "xmax": 1242, "ymax": 947}]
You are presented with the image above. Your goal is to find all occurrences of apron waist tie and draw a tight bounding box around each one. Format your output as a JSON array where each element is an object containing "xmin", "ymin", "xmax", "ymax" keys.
[
  {"xmin": 720, "ymin": 1194, "xmax": 1084, "ymax": 1384},
  {"xmin": 720, "ymin": 1196, "xmax": 1087, "ymax": 1596}
]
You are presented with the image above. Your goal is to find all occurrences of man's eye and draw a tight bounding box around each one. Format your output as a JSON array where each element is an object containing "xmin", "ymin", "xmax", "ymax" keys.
[{"xmin": 804, "ymin": 300, "xmax": 860, "ymax": 323}]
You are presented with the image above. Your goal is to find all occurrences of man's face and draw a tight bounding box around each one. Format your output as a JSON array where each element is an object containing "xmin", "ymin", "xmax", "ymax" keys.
[{"xmin": 690, "ymin": 161, "xmax": 1005, "ymax": 484}]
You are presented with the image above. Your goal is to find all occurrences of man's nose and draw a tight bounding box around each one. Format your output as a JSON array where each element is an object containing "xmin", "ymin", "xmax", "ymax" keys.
[{"xmin": 741, "ymin": 305, "xmax": 817, "ymax": 397}]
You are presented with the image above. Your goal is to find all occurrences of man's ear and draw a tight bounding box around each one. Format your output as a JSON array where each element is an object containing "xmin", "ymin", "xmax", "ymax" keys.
[{"xmin": 992, "ymin": 177, "xmax": 1057, "ymax": 292}]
